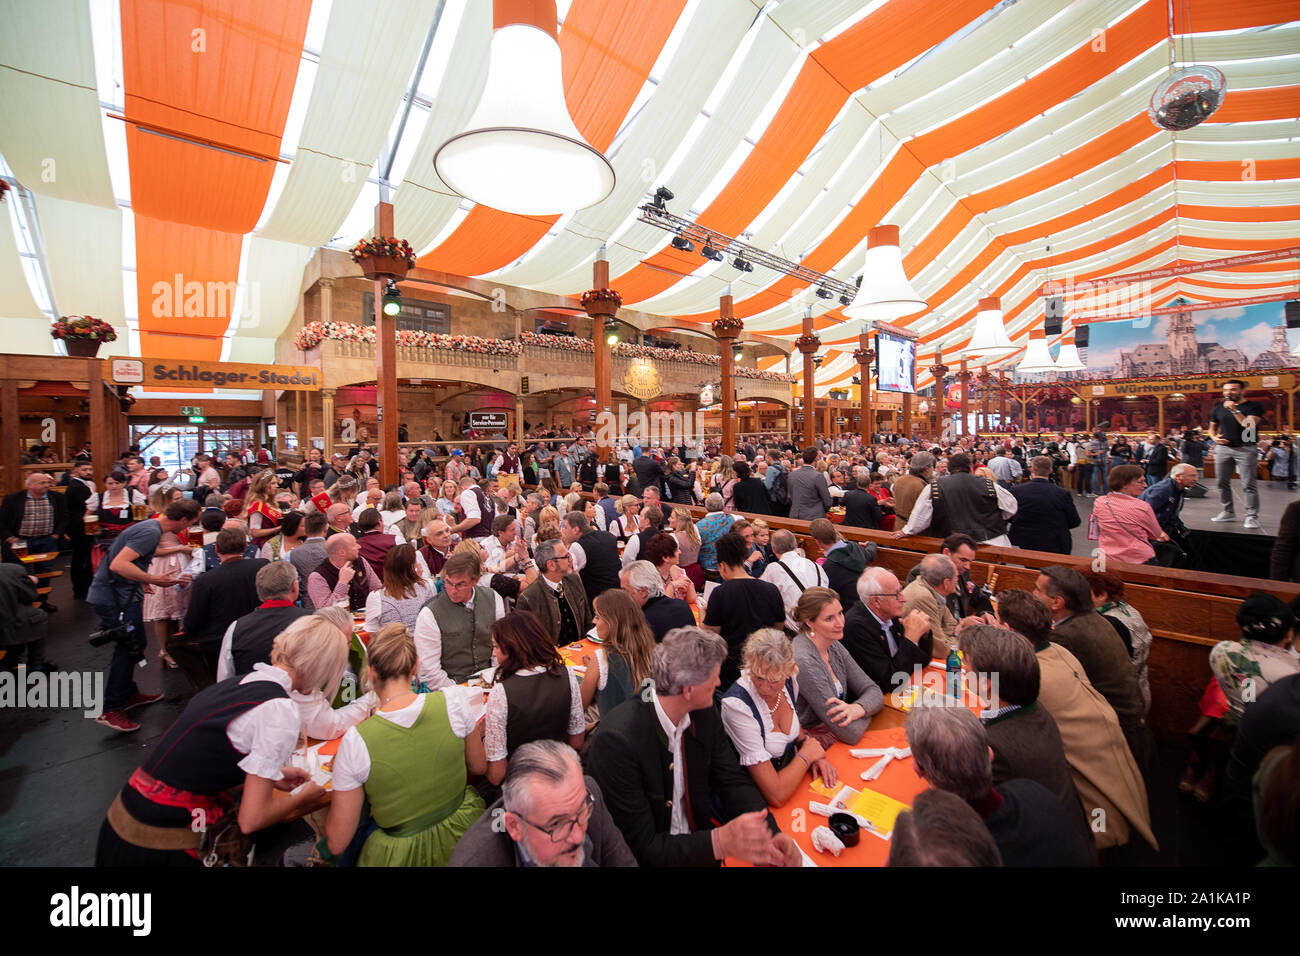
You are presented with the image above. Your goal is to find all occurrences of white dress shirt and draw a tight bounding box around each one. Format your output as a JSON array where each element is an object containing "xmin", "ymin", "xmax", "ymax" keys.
[
  {"xmin": 719, "ymin": 672, "xmax": 802, "ymax": 767},
  {"xmin": 901, "ymin": 480, "xmax": 1018, "ymax": 546},
  {"xmin": 759, "ymin": 553, "xmax": 827, "ymax": 632},
  {"xmin": 651, "ymin": 687, "xmax": 692, "ymax": 836},
  {"xmin": 567, "ymin": 540, "xmax": 587, "ymax": 572},
  {"xmin": 412, "ymin": 590, "xmax": 507, "ymax": 689},
  {"xmin": 225, "ymin": 664, "xmax": 304, "ymax": 781}
]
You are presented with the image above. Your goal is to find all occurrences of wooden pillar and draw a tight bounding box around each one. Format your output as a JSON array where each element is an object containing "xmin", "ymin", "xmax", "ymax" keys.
[
  {"xmin": 515, "ymin": 395, "xmax": 525, "ymax": 447},
  {"xmin": 786, "ymin": 402, "xmax": 793, "ymax": 444},
  {"xmin": 979, "ymin": 367, "xmax": 990, "ymax": 435},
  {"xmin": 1, "ymin": 378, "xmax": 19, "ymax": 493},
  {"xmin": 797, "ymin": 314, "xmax": 818, "ymax": 449},
  {"xmin": 591, "ymin": 259, "xmax": 613, "ymax": 461},
  {"xmin": 1289, "ymin": 389, "xmax": 1295, "ymax": 433},
  {"xmin": 294, "ymin": 389, "xmax": 305, "ymax": 451},
  {"xmin": 373, "ymin": 202, "xmax": 400, "ymax": 487},
  {"xmin": 958, "ymin": 359, "xmax": 971, "ymax": 439},
  {"xmin": 321, "ymin": 388, "xmax": 336, "ymax": 460},
  {"xmin": 715, "ymin": 295, "xmax": 740, "ymax": 458},
  {"xmin": 855, "ymin": 333, "xmax": 873, "ymax": 447},
  {"xmin": 998, "ymin": 375, "xmax": 1009, "ymax": 430}
]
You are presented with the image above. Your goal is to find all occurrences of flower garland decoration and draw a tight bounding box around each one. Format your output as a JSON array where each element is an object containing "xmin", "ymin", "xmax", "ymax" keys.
[
  {"xmin": 51, "ymin": 315, "xmax": 117, "ymax": 343},
  {"xmin": 293, "ymin": 322, "xmax": 519, "ymax": 355},
  {"xmin": 851, "ymin": 347, "xmax": 874, "ymax": 364},
  {"xmin": 711, "ymin": 315, "xmax": 744, "ymax": 335},
  {"xmin": 580, "ymin": 288, "xmax": 622, "ymax": 312},
  {"xmin": 349, "ymin": 236, "xmax": 416, "ymax": 266},
  {"xmin": 794, "ymin": 333, "xmax": 821, "ymax": 352}
]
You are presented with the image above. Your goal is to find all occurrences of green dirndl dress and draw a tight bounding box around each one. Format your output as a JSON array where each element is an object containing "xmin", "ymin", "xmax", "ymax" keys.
[{"xmin": 354, "ymin": 692, "xmax": 485, "ymax": 866}]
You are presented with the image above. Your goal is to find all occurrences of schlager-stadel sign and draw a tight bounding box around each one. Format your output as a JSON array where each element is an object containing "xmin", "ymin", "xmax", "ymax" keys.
[{"xmin": 107, "ymin": 359, "xmax": 322, "ymax": 390}]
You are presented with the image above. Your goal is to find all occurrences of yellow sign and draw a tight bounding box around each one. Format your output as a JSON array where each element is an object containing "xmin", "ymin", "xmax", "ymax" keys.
[
  {"xmin": 1087, "ymin": 372, "xmax": 1296, "ymax": 399},
  {"xmin": 107, "ymin": 359, "xmax": 322, "ymax": 391},
  {"xmin": 622, "ymin": 360, "xmax": 663, "ymax": 401}
]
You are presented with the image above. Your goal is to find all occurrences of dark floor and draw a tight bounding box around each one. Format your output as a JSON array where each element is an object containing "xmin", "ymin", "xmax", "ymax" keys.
[{"xmin": 0, "ymin": 519, "xmax": 1275, "ymax": 866}]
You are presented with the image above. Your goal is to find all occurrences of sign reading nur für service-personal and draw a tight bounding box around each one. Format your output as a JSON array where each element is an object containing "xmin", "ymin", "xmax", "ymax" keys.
[{"xmin": 108, "ymin": 359, "xmax": 321, "ymax": 391}]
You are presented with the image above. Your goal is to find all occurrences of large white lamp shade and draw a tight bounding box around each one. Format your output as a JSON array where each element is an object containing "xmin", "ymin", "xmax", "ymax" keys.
[
  {"xmin": 963, "ymin": 296, "xmax": 1016, "ymax": 356},
  {"xmin": 1017, "ymin": 327, "xmax": 1059, "ymax": 374},
  {"xmin": 842, "ymin": 226, "xmax": 927, "ymax": 321},
  {"xmin": 1053, "ymin": 332, "xmax": 1086, "ymax": 371},
  {"xmin": 433, "ymin": 1, "xmax": 615, "ymax": 215}
]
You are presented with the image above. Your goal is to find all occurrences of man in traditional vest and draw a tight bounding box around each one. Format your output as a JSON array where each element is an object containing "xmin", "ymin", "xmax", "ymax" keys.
[
  {"xmin": 412, "ymin": 551, "xmax": 505, "ymax": 689},
  {"xmin": 895, "ymin": 453, "xmax": 1017, "ymax": 546},
  {"xmin": 307, "ymin": 533, "xmax": 379, "ymax": 612},
  {"xmin": 419, "ymin": 518, "xmax": 452, "ymax": 578},
  {"xmin": 215, "ymin": 561, "xmax": 311, "ymax": 680},
  {"xmin": 451, "ymin": 476, "xmax": 494, "ymax": 541},
  {"xmin": 354, "ymin": 508, "xmax": 399, "ymax": 570},
  {"xmin": 561, "ymin": 511, "xmax": 621, "ymax": 602}
]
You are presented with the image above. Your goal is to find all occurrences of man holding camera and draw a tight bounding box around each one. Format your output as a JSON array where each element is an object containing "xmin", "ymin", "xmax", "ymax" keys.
[
  {"xmin": 1209, "ymin": 379, "xmax": 1264, "ymax": 530},
  {"xmin": 86, "ymin": 499, "xmax": 201, "ymax": 733}
]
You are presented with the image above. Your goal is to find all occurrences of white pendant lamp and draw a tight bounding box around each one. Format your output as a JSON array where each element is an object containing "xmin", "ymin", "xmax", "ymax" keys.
[
  {"xmin": 963, "ymin": 296, "xmax": 1016, "ymax": 356},
  {"xmin": 1053, "ymin": 330, "xmax": 1086, "ymax": 371},
  {"xmin": 433, "ymin": 0, "xmax": 615, "ymax": 215},
  {"xmin": 843, "ymin": 226, "xmax": 927, "ymax": 321},
  {"xmin": 1017, "ymin": 326, "xmax": 1059, "ymax": 374}
]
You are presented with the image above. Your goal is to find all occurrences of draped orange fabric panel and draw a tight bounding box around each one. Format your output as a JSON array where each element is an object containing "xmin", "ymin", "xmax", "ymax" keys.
[
  {"xmin": 120, "ymin": 0, "xmax": 309, "ymax": 233},
  {"xmin": 418, "ymin": 0, "xmax": 687, "ymax": 277},
  {"xmin": 134, "ymin": 216, "xmax": 243, "ymax": 358},
  {"xmin": 1210, "ymin": 85, "xmax": 1300, "ymax": 124},
  {"xmin": 121, "ymin": 0, "xmax": 309, "ymax": 361},
  {"xmin": 613, "ymin": 0, "xmax": 993, "ymax": 303}
]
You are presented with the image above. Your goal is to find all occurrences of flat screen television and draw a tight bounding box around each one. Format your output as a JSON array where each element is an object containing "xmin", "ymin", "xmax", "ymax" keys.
[{"xmin": 875, "ymin": 329, "xmax": 916, "ymax": 393}]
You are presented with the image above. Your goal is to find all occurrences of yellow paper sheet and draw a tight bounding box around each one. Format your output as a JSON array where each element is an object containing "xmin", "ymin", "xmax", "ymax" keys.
[
  {"xmin": 848, "ymin": 788, "xmax": 911, "ymax": 836},
  {"xmin": 808, "ymin": 777, "xmax": 841, "ymax": 798}
]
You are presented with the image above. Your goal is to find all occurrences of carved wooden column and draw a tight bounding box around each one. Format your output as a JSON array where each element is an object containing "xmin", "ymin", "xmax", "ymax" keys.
[
  {"xmin": 958, "ymin": 358, "xmax": 972, "ymax": 439},
  {"xmin": 853, "ymin": 332, "xmax": 874, "ymax": 448},
  {"xmin": 795, "ymin": 315, "xmax": 820, "ymax": 449},
  {"xmin": 928, "ymin": 348, "xmax": 949, "ymax": 442},
  {"xmin": 714, "ymin": 296, "xmax": 742, "ymax": 457},
  {"xmin": 583, "ymin": 263, "xmax": 619, "ymax": 461}
]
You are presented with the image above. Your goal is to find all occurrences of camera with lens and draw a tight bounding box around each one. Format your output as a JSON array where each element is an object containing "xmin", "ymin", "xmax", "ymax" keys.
[{"xmin": 89, "ymin": 623, "xmax": 132, "ymax": 647}]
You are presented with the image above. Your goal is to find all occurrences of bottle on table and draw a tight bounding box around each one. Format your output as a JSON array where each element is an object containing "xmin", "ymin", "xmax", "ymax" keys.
[{"xmin": 946, "ymin": 642, "xmax": 963, "ymax": 700}]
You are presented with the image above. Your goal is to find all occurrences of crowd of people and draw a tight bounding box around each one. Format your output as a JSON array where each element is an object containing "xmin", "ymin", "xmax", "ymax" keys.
[{"xmin": 3, "ymin": 382, "xmax": 1297, "ymax": 867}]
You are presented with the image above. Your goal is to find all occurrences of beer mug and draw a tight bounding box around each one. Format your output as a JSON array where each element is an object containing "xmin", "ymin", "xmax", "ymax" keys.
[
  {"xmin": 84, "ymin": 514, "xmax": 101, "ymax": 535},
  {"xmin": 12, "ymin": 539, "xmax": 28, "ymax": 557},
  {"xmin": 131, "ymin": 502, "xmax": 147, "ymax": 521}
]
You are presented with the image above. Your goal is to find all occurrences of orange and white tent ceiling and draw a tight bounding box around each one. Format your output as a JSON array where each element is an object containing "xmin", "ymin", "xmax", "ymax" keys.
[{"xmin": 1, "ymin": 0, "xmax": 1297, "ymax": 395}]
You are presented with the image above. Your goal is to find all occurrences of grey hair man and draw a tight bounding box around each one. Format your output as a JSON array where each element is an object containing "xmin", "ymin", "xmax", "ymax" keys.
[
  {"xmin": 899, "ymin": 554, "xmax": 960, "ymax": 657},
  {"xmin": 759, "ymin": 528, "xmax": 827, "ymax": 633},
  {"xmin": 449, "ymin": 740, "xmax": 637, "ymax": 868},
  {"xmin": 586, "ymin": 627, "xmax": 801, "ymax": 868},
  {"xmin": 905, "ymin": 703, "xmax": 1094, "ymax": 867},
  {"xmin": 842, "ymin": 566, "xmax": 933, "ymax": 693},
  {"xmin": 215, "ymin": 560, "xmax": 310, "ymax": 682},
  {"xmin": 622, "ymin": 559, "xmax": 694, "ymax": 641},
  {"xmin": 515, "ymin": 536, "xmax": 593, "ymax": 645}
]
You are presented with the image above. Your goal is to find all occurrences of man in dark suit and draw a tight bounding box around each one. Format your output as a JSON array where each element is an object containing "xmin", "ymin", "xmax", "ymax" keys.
[
  {"xmin": 586, "ymin": 627, "xmax": 800, "ymax": 867},
  {"xmin": 841, "ymin": 474, "xmax": 883, "ymax": 529},
  {"xmin": 178, "ymin": 527, "xmax": 268, "ymax": 685},
  {"xmin": 786, "ymin": 447, "xmax": 831, "ymax": 521},
  {"xmin": 59, "ymin": 460, "xmax": 97, "ymax": 600},
  {"xmin": 632, "ymin": 452, "xmax": 665, "ymax": 501},
  {"xmin": 621, "ymin": 560, "xmax": 694, "ymax": 641},
  {"xmin": 1008, "ymin": 455, "xmax": 1080, "ymax": 554},
  {"xmin": 516, "ymin": 538, "xmax": 593, "ymax": 645},
  {"xmin": 449, "ymin": 740, "xmax": 636, "ymax": 867},
  {"xmin": 1, "ymin": 472, "xmax": 68, "ymax": 611},
  {"xmin": 843, "ymin": 567, "xmax": 934, "ymax": 694}
]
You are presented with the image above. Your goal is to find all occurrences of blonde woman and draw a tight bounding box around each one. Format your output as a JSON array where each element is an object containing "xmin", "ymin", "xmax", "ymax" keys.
[
  {"xmin": 670, "ymin": 507, "xmax": 703, "ymax": 588},
  {"xmin": 325, "ymin": 623, "xmax": 487, "ymax": 866},
  {"xmin": 711, "ymin": 455, "xmax": 738, "ymax": 511},
  {"xmin": 327, "ymin": 476, "xmax": 359, "ymax": 510},
  {"xmin": 721, "ymin": 629, "xmax": 837, "ymax": 806},
  {"xmin": 579, "ymin": 589, "xmax": 656, "ymax": 716},
  {"xmin": 436, "ymin": 479, "xmax": 461, "ymax": 521},
  {"xmin": 790, "ymin": 586, "xmax": 883, "ymax": 744},
  {"xmin": 608, "ymin": 494, "xmax": 640, "ymax": 543},
  {"xmin": 96, "ymin": 616, "xmax": 346, "ymax": 865},
  {"xmin": 531, "ymin": 505, "xmax": 560, "ymax": 553},
  {"xmin": 379, "ymin": 491, "xmax": 406, "ymax": 533}
]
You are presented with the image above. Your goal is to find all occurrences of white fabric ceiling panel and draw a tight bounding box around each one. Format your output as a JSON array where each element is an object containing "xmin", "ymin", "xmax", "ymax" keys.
[
  {"xmin": 36, "ymin": 194, "xmax": 124, "ymax": 324},
  {"xmin": 259, "ymin": 0, "xmax": 442, "ymax": 246},
  {"xmin": 0, "ymin": 0, "xmax": 115, "ymax": 207},
  {"xmin": 236, "ymin": 236, "xmax": 313, "ymax": 338}
]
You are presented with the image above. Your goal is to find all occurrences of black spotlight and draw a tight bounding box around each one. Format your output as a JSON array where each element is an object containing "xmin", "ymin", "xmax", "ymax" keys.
[
  {"xmin": 700, "ymin": 244, "xmax": 724, "ymax": 262},
  {"xmin": 671, "ymin": 235, "xmax": 694, "ymax": 253},
  {"xmin": 813, "ymin": 355, "xmax": 823, "ymax": 368},
  {"xmin": 651, "ymin": 185, "xmax": 674, "ymax": 210},
  {"xmin": 838, "ymin": 294, "xmax": 853, "ymax": 307},
  {"xmin": 851, "ymin": 375, "xmax": 861, "ymax": 385},
  {"xmin": 731, "ymin": 255, "xmax": 754, "ymax": 273},
  {"xmin": 815, "ymin": 286, "xmax": 832, "ymax": 300},
  {"xmin": 382, "ymin": 279, "xmax": 402, "ymax": 316}
]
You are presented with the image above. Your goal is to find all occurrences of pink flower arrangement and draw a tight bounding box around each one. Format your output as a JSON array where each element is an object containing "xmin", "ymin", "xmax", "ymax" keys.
[
  {"xmin": 294, "ymin": 322, "xmax": 520, "ymax": 355},
  {"xmin": 580, "ymin": 288, "xmax": 622, "ymax": 312},
  {"xmin": 521, "ymin": 333, "xmax": 792, "ymax": 380},
  {"xmin": 520, "ymin": 331, "xmax": 593, "ymax": 353},
  {"xmin": 349, "ymin": 236, "xmax": 416, "ymax": 266},
  {"xmin": 51, "ymin": 315, "xmax": 117, "ymax": 343}
]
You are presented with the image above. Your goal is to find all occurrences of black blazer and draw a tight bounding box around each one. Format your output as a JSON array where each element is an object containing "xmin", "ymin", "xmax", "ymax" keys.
[
  {"xmin": 730, "ymin": 477, "xmax": 772, "ymax": 515},
  {"xmin": 0, "ymin": 490, "xmax": 68, "ymax": 559},
  {"xmin": 840, "ymin": 489, "xmax": 883, "ymax": 529},
  {"xmin": 641, "ymin": 594, "xmax": 696, "ymax": 642},
  {"xmin": 842, "ymin": 601, "xmax": 933, "ymax": 695},
  {"xmin": 182, "ymin": 557, "xmax": 269, "ymax": 647},
  {"xmin": 1008, "ymin": 478, "xmax": 1080, "ymax": 555},
  {"xmin": 59, "ymin": 476, "xmax": 95, "ymax": 525},
  {"xmin": 586, "ymin": 697, "xmax": 774, "ymax": 867}
]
